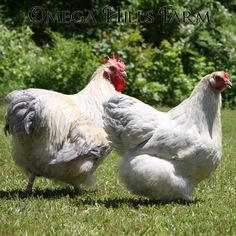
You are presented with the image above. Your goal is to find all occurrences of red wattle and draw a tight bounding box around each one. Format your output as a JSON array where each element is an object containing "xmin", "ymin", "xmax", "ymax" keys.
[{"xmin": 113, "ymin": 76, "xmax": 126, "ymax": 92}]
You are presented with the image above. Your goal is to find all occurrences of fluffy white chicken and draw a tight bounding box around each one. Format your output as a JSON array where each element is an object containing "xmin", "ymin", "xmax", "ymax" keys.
[
  {"xmin": 3, "ymin": 53, "xmax": 127, "ymax": 194},
  {"xmin": 104, "ymin": 71, "xmax": 232, "ymax": 201}
]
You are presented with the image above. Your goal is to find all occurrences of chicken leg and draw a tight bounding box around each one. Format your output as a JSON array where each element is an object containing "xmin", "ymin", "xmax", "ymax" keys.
[{"xmin": 24, "ymin": 174, "xmax": 36, "ymax": 196}]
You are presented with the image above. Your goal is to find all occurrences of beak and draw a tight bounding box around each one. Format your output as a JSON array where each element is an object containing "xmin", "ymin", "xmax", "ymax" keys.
[
  {"xmin": 226, "ymin": 79, "xmax": 232, "ymax": 88},
  {"xmin": 121, "ymin": 71, "xmax": 127, "ymax": 78}
]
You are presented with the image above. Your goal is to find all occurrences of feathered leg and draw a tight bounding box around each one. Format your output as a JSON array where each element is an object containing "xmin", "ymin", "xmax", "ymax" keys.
[{"xmin": 24, "ymin": 174, "xmax": 36, "ymax": 195}]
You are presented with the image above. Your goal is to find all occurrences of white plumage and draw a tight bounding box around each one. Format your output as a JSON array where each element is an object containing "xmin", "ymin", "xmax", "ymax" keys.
[
  {"xmin": 3, "ymin": 54, "xmax": 127, "ymax": 194},
  {"xmin": 104, "ymin": 71, "xmax": 231, "ymax": 201}
]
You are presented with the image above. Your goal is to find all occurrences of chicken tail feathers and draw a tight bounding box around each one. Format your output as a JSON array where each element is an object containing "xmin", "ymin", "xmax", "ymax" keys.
[
  {"xmin": 103, "ymin": 95, "xmax": 145, "ymax": 154},
  {"xmin": 4, "ymin": 90, "xmax": 42, "ymax": 137},
  {"xmin": 103, "ymin": 94, "xmax": 160, "ymax": 154}
]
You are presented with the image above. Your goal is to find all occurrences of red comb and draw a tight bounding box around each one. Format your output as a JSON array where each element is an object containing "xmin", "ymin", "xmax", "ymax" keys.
[
  {"xmin": 224, "ymin": 72, "xmax": 229, "ymax": 79},
  {"xmin": 111, "ymin": 52, "xmax": 115, "ymax": 59},
  {"xmin": 102, "ymin": 53, "xmax": 123, "ymax": 64},
  {"xmin": 102, "ymin": 52, "xmax": 126, "ymax": 71}
]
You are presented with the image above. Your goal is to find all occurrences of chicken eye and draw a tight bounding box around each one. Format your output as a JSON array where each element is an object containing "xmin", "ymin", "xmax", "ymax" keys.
[
  {"xmin": 214, "ymin": 76, "xmax": 222, "ymax": 81},
  {"xmin": 109, "ymin": 66, "xmax": 116, "ymax": 72}
]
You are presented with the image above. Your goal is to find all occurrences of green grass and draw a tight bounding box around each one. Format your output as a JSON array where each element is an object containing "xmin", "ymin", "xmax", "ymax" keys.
[{"xmin": 0, "ymin": 105, "xmax": 235, "ymax": 236}]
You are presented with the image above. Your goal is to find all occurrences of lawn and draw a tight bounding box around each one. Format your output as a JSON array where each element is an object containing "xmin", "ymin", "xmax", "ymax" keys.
[{"xmin": 0, "ymin": 105, "xmax": 235, "ymax": 236}]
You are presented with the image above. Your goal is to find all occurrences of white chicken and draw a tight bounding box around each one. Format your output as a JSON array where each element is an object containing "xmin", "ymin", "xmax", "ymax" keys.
[
  {"xmin": 3, "ymin": 53, "xmax": 127, "ymax": 194},
  {"xmin": 104, "ymin": 71, "xmax": 232, "ymax": 201}
]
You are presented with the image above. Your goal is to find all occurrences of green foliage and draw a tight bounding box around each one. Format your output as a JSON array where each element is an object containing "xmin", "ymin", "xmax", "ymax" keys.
[
  {"xmin": 93, "ymin": 28, "xmax": 192, "ymax": 105},
  {"xmin": 0, "ymin": 0, "xmax": 236, "ymax": 106},
  {"xmin": 148, "ymin": 40, "xmax": 191, "ymax": 105},
  {"xmin": 176, "ymin": 0, "xmax": 236, "ymax": 106},
  {"xmin": 0, "ymin": 26, "xmax": 98, "ymax": 96},
  {"xmin": 0, "ymin": 25, "xmax": 39, "ymax": 96},
  {"xmin": 25, "ymin": 32, "xmax": 98, "ymax": 94}
]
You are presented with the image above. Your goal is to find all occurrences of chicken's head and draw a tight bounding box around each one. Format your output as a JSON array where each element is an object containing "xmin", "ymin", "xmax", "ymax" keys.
[
  {"xmin": 102, "ymin": 53, "xmax": 127, "ymax": 92},
  {"xmin": 209, "ymin": 71, "xmax": 232, "ymax": 92}
]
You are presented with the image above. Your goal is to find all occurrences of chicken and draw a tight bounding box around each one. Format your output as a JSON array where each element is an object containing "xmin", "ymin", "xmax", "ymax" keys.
[
  {"xmin": 3, "ymin": 53, "xmax": 127, "ymax": 194},
  {"xmin": 104, "ymin": 71, "xmax": 232, "ymax": 201}
]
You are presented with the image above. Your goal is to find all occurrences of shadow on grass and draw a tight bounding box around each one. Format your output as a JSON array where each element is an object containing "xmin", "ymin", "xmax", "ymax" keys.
[
  {"xmin": 0, "ymin": 188, "xmax": 202, "ymax": 207},
  {"xmin": 0, "ymin": 187, "xmax": 92, "ymax": 199},
  {"xmin": 73, "ymin": 196, "xmax": 202, "ymax": 209}
]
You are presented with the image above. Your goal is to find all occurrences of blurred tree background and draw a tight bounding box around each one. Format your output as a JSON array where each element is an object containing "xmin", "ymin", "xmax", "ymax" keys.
[{"xmin": 0, "ymin": 0, "xmax": 236, "ymax": 106}]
